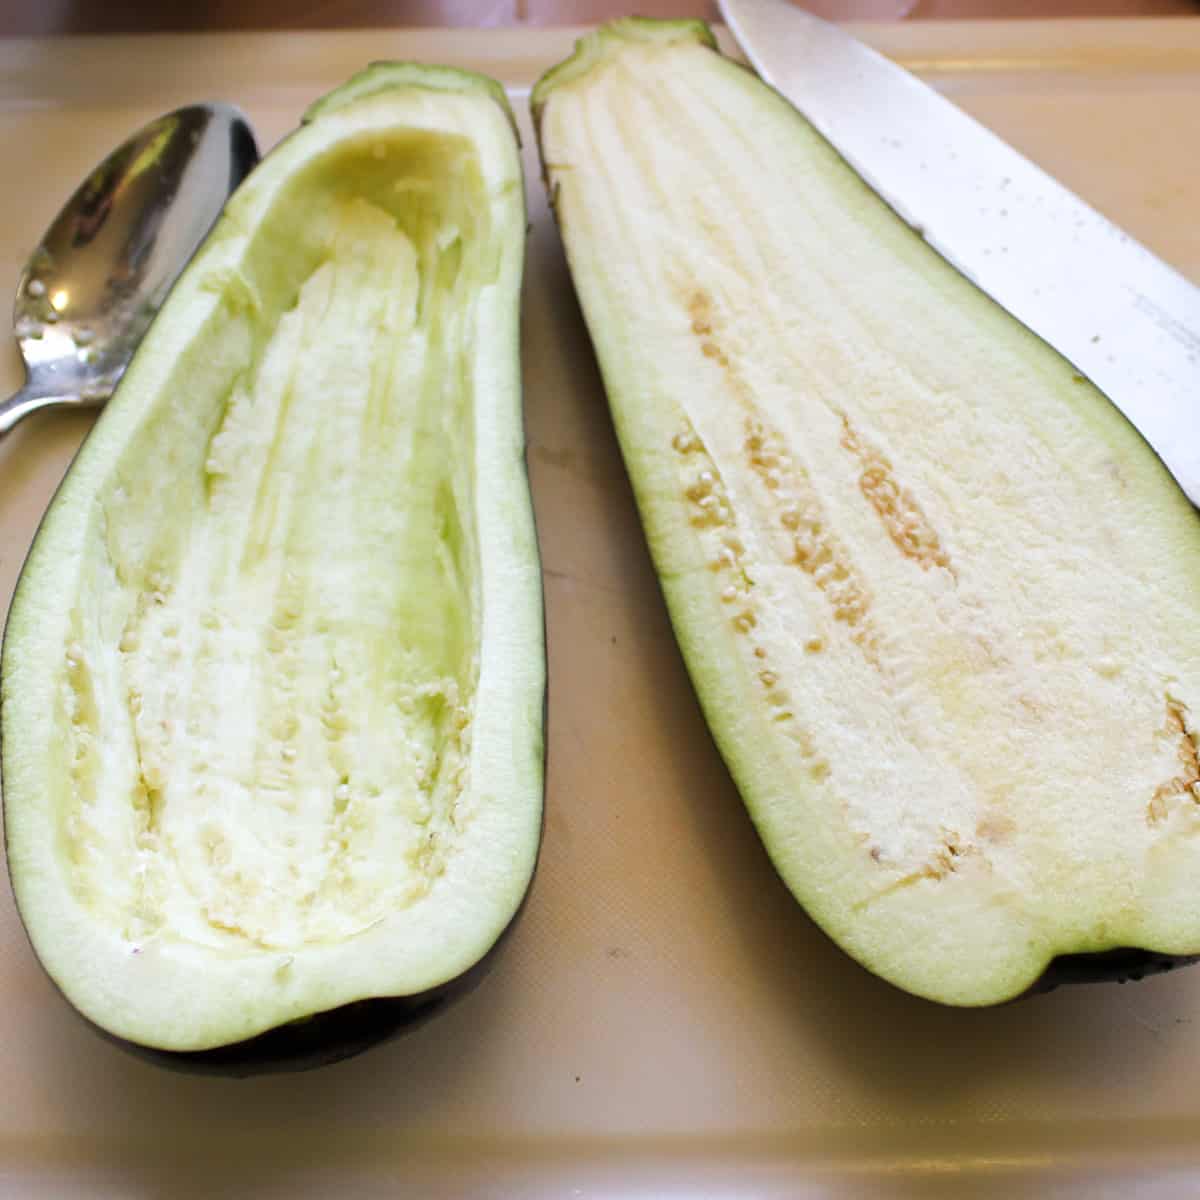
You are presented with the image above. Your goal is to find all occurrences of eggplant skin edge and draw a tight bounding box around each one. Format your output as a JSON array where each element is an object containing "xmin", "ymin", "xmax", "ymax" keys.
[{"xmin": 97, "ymin": 981, "xmax": 471, "ymax": 1077}]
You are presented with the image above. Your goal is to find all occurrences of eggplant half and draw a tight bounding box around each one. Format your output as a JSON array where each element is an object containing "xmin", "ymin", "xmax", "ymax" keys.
[
  {"xmin": 534, "ymin": 20, "xmax": 1200, "ymax": 1005},
  {"xmin": 2, "ymin": 64, "xmax": 543, "ymax": 1070}
]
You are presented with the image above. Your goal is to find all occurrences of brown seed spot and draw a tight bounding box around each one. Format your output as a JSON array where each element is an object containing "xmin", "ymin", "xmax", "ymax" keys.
[
  {"xmin": 742, "ymin": 416, "xmax": 877, "ymax": 657},
  {"xmin": 840, "ymin": 413, "xmax": 953, "ymax": 575},
  {"xmin": 733, "ymin": 610, "xmax": 757, "ymax": 633},
  {"xmin": 685, "ymin": 291, "xmax": 733, "ymax": 369},
  {"xmin": 791, "ymin": 729, "xmax": 818, "ymax": 758},
  {"xmin": 759, "ymin": 670, "xmax": 778, "ymax": 687},
  {"xmin": 924, "ymin": 833, "xmax": 973, "ymax": 879},
  {"xmin": 805, "ymin": 637, "xmax": 825, "ymax": 654},
  {"xmin": 977, "ymin": 812, "xmax": 1017, "ymax": 843},
  {"xmin": 1149, "ymin": 695, "xmax": 1200, "ymax": 824}
]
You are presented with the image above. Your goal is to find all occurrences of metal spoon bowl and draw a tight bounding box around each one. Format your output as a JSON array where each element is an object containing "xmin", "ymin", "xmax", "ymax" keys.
[{"xmin": 0, "ymin": 103, "xmax": 259, "ymax": 437}]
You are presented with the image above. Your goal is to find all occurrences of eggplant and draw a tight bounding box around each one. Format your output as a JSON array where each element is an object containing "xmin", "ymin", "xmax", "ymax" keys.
[
  {"xmin": 2, "ymin": 63, "xmax": 544, "ymax": 1071},
  {"xmin": 533, "ymin": 19, "xmax": 1200, "ymax": 1005}
]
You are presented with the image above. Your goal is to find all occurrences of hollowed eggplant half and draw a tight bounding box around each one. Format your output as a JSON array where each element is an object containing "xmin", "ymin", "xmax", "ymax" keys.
[{"xmin": 2, "ymin": 64, "xmax": 544, "ymax": 1071}]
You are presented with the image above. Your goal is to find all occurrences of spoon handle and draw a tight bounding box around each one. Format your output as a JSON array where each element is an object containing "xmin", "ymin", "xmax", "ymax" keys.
[{"xmin": 0, "ymin": 381, "xmax": 103, "ymax": 438}]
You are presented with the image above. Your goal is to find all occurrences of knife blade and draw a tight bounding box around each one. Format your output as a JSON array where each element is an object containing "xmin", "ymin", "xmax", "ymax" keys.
[{"xmin": 718, "ymin": 0, "xmax": 1200, "ymax": 506}]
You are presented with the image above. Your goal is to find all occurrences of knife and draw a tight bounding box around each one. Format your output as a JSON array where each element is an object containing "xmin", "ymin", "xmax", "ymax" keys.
[{"xmin": 717, "ymin": 0, "xmax": 1200, "ymax": 506}]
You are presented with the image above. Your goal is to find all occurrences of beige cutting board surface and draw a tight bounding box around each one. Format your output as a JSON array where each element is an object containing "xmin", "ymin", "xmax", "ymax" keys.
[{"xmin": 0, "ymin": 19, "xmax": 1198, "ymax": 1197}]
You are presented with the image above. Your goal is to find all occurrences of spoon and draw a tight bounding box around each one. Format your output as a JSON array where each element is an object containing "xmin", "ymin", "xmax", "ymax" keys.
[{"xmin": 0, "ymin": 103, "xmax": 259, "ymax": 437}]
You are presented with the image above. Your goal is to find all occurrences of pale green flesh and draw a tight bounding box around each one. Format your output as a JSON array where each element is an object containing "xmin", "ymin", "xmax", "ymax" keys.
[
  {"xmin": 3, "ymin": 73, "xmax": 543, "ymax": 1049},
  {"xmin": 74, "ymin": 145, "xmax": 482, "ymax": 950},
  {"xmin": 539, "ymin": 26, "xmax": 1200, "ymax": 1004}
]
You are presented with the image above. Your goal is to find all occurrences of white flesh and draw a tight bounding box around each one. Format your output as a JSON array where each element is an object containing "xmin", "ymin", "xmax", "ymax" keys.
[
  {"xmin": 539, "ymin": 26, "xmax": 1200, "ymax": 1004},
  {"xmin": 3, "ymin": 74, "xmax": 543, "ymax": 1049}
]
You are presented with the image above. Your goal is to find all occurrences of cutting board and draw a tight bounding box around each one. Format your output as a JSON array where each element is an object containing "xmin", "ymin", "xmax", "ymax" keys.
[{"xmin": 0, "ymin": 20, "xmax": 1197, "ymax": 1197}]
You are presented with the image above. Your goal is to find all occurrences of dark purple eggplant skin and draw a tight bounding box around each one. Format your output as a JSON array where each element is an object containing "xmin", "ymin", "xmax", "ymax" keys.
[
  {"xmin": 100, "ymin": 990, "xmax": 463, "ymax": 1078},
  {"xmin": 1029, "ymin": 948, "xmax": 1199, "ymax": 997}
]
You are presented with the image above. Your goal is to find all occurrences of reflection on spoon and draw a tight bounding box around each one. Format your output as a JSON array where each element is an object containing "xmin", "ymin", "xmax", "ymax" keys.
[{"xmin": 0, "ymin": 103, "xmax": 259, "ymax": 437}]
